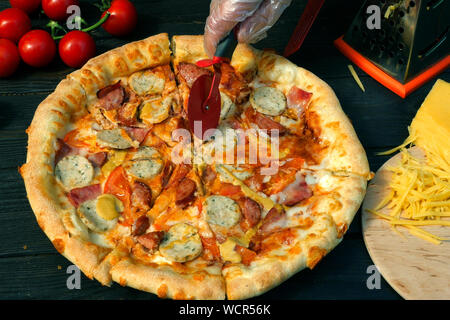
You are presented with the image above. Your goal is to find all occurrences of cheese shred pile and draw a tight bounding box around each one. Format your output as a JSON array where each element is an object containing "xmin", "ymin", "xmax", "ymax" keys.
[{"xmin": 369, "ymin": 79, "xmax": 450, "ymax": 245}]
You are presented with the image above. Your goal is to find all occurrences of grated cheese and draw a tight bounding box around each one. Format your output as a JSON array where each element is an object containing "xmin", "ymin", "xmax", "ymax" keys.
[
  {"xmin": 348, "ymin": 65, "xmax": 365, "ymax": 92},
  {"xmin": 369, "ymin": 80, "xmax": 450, "ymax": 244}
]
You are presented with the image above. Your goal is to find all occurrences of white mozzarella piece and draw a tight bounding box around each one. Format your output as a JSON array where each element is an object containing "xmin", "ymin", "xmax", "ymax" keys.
[
  {"xmin": 159, "ymin": 223, "xmax": 203, "ymax": 263},
  {"xmin": 55, "ymin": 155, "xmax": 94, "ymax": 189},
  {"xmin": 204, "ymin": 195, "xmax": 241, "ymax": 228}
]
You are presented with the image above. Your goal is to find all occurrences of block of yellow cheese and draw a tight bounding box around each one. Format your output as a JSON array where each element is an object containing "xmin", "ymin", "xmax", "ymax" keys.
[{"xmin": 410, "ymin": 79, "xmax": 450, "ymax": 159}]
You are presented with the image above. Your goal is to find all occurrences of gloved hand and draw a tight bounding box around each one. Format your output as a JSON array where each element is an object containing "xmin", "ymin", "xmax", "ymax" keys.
[{"xmin": 204, "ymin": 0, "xmax": 292, "ymax": 57}]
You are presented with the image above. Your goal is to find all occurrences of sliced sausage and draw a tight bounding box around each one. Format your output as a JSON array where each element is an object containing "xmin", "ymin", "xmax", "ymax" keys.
[
  {"xmin": 161, "ymin": 161, "xmax": 174, "ymax": 189},
  {"xmin": 55, "ymin": 155, "xmax": 94, "ymax": 189},
  {"xmin": 127, "ymin": 158, "xmax": 163, "ymax": 180},
  {"xmin": 175, "ymin": 178, "xmax": 196, "ymax": 208},
  {"xmin": 240, "ymin": 197, "xmax": 261, "ymax": 229},
  {"xmin": 178, "ymin": 62, "xmax": 212, "ymax": 87},
  {"xmin": 159, "ymin": 223, "xmax": 203, "ymax": 262},
  {"xmin": 132, "ymin": 215, "xmax": 150, "ymax": 236},
  {"xmin": 205, "ymin": 195, "xmax": 241, "ymax": 228},
  {"xmin": 97, "ymin": 128, "xmax": 133, "ymax": 149},
  {"xmin": 250, "ymin": 86, "xmax": 286, "ymax": 116},
  {"xmin": 137, "ymin": 231, "xmax": 164, "ymax": 251},
  {"xmin": 131, "ymin": 181, "xmax": 152, "ymax": 211}
]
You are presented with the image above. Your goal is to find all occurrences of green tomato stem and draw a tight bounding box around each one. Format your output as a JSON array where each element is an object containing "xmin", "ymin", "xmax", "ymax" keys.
[
  {"xmin": 82, "ymin": 12, "xmax": 111, "ymax": 33},
  {"xmin": 52, "ymin": 12, "xmax": 111, "ymax": 40}
]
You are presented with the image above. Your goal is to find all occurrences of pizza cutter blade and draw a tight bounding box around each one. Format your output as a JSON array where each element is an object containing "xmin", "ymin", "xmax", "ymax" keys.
[
  {"xmin": 188, "ymin": 31, "xmax": 238, "ymax": 140},
  {"xmin": 187, "ymin": 66, "xmax": 222, "ymax": 140}
]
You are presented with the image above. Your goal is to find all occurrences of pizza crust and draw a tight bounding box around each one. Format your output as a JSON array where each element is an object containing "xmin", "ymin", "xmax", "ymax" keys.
[{"xmin": 22, "ymin": 33, "xmax": 368, "ymax": 300}]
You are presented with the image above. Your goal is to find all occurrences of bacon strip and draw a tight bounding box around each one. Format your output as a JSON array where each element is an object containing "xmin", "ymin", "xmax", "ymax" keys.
[
  {"xmin": 259, "ymin": 207, "xmax": 286, "ymax": 235},
  {"xmin": 67, "ymin": 184, "xmax": 102, "ymax": 208},
  {"xmin": 280, "ymin": 174, "xmax": 312, "ymax": 206},
  {"xmin": 287, "ymin": 86, "xmax": 312, "ymax": 118},
  {"xmin": 87, "ymin": 152, "xmax": 107, "ymax": 167},
  {"xmin": 96, "ymin": 82, "xmax": 125, "ymax": 110},
  {"xmin": 254, "ymin": 112, "xmax": 287, "ymax": 135}
]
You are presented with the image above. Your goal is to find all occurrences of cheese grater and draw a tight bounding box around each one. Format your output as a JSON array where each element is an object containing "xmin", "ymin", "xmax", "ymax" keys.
[{"xmin": 335, "ymin": 0, "xmax": 449, "ymax": 97}]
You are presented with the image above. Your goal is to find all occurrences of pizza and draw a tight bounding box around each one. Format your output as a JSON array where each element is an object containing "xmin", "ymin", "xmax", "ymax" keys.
[{"xmin": 20, "ymin": 33, "xmax": 370, "ymax": 300}]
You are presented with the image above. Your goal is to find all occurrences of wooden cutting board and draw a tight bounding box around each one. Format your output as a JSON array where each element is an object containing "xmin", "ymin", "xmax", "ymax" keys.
[{"xmin": 362, "ymin": 147, "xmax": 450, "ymax": 300}]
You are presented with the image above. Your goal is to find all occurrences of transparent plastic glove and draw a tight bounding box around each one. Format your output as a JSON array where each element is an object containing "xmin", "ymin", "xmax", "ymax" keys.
[{"xmin": 204, "ymin": 0, "xmax": 292, "ymax": 57}]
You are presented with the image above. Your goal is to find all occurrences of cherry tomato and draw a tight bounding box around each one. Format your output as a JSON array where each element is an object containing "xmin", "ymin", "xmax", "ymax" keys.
[
  {"xmin": 0, "ymin": 8, "xmax": 31, "ymax": 43},
  {"xmin": 0, "ymin": 39, "xmax": 20, "ymax": 78},
  {"xmin": 9, "ymin": 0, "xmax": 42, "ymax": 14},
  {"xmin": 42, "ymin": 0, "xmax": 79, "ymax": 21},
  {"xmin": 19, "ymin": 30, "xmax": 56, "ymax": 67},
  {"xmin": 102, "ymin": 0, "xmax": 137, "ymax": 36},
  {"xmin": 59, "ymin": 31, "xmax": 95, "ymax": 68}
]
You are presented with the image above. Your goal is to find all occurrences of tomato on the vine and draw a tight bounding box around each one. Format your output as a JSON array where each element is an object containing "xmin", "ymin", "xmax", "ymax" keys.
[
  {"xmin": 9, "ymin": 0, "xmax": 42, "ymax": 14},
  {"xmin": 0, "ymin": 39, "xmax": 20, "ymax": 78},
  {"xmin": 0, "ymin": 8, "xmax": 31, "ymax": 43},
  {"xmin": 59, "ymin": 31, "xmax": 95, "ymax": 68},
  {"xmin": 102, "ymin": 0, "xmax": 137, "ymax": 36},
  {"xmin": 42, "ymin": 0, "xmax": 79, "ymax": 21},
  {"xmin": 19, "ymin": 30, "xmax": 56, "ymax": 67}
]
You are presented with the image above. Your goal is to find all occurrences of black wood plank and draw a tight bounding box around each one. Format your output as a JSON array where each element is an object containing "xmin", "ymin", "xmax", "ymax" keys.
[{"xmin": 0, "ymin": 238, "xmax": 401, "ymax": 300}]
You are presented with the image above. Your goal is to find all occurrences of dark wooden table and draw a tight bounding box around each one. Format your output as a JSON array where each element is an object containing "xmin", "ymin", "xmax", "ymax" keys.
[{"xmin": 0, "ymin": 0, "xmax": 448, "ymax": 300}]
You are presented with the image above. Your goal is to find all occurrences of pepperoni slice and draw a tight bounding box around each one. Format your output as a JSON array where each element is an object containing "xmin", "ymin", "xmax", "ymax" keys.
[
  {"xmin": 67, "ymin": 184, "xmax": 101, "ymax": 208},
  {"xmin": 240, "ymin": 197, "xmax": 261, "ymax": 230},
  {"xmin": 178, "ymin": 62, "xmax": 212, "ymax": 87},
  {"xmin": 137, "ymin": 231, "xmax": 164, "ymax": 251},
  {"xmin": 254, "ymin": 112, "xmax": 287, "ymax": 135},
  {"xmin": 175, "ymin": 178, "xmax": 196, "ymax": 208},
  {"xmin": 132, "ymin": 215, "xmax": 150, "ymax": 236}
]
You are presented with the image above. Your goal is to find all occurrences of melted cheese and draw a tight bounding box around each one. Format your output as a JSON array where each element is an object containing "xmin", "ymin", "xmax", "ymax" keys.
[{"xmin": 371, "ymin": 80, "xmax": 450, "ymax": 244}]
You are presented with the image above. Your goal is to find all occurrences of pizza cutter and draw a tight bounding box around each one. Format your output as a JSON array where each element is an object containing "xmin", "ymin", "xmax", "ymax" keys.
[{"xmin": 187, "ymin": 31, "xmax": 238, "ymax": 140}]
